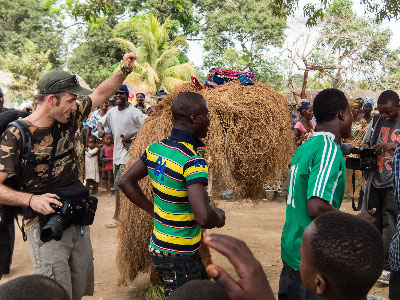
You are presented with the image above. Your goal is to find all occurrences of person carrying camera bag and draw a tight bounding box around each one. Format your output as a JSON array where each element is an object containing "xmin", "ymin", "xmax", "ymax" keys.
[
  {"xmin": 362, "ymin": 90, "xmax": 400, "ymax": 285},
  {"xmin": 0, "ymin": 53, "xmax": 137, "ymax": 300}
]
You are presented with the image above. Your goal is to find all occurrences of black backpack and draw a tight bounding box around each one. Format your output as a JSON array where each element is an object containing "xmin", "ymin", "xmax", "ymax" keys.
[{"xmin": 0, "ymin": 110, "xmax": 31, "ymax": 230}]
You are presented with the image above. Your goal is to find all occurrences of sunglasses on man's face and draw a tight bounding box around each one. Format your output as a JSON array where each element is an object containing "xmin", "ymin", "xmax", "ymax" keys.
[{"xmin": 114, "ymin": 91, "xmax": 126, "ymax": 96}]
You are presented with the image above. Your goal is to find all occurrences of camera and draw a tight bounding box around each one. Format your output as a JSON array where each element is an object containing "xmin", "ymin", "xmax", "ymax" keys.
[
  {"xmin": 40, "ymin": 201, "xmax": 75, "ymax": 243},
  {"xmin": 40, "ymin": 196, "xmax": 98, "ymax": 243},
  {"xmin": 345, "ymin": 147, "xmax": 378, "ymax": 171}
]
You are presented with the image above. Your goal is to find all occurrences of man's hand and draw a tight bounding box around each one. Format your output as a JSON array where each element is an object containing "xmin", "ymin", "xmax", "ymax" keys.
[
  {"xmin": 358, "ymin": 208, "xmax": 376, "ymax": 224},
  {"xmin": 90, "ymin": 52, "xmax": 137, "ymax": 108},
  {"xmin": 204, "ymin": 233, "xmax": 275, "ymax": 300},
  {"xmin": 123, "ymin": 52, "xmax": 137, "ymax": 72},
  {"xmin": 30, "ymin": 193, "xmax": 63, "ymax": 215},
  {"xmin": 122, "ymin": 133, "xmax": 136, "ymax": 148},
  {"xmin": 373, "ymin": 143, "xmax": 397, "ymax": 154}
]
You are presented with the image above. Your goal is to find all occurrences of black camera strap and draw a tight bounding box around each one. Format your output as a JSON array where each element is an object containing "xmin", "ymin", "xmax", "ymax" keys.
[
  {"xmin": 370, "ymin": 114, "xmax": 383, "ymax": 147},
  {"xmin": 47, "ymin": 124, "xmax": 63, "ymax": 184}
]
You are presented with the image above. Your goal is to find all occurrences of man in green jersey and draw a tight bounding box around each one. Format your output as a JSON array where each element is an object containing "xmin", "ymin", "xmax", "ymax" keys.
[
  {"xmin": 278, "ymin": 89, "xmax": 374, "ymax": 300},
  {"xmin": 119, "ymin": 92, "xmax": 226, "ymax": 298}
]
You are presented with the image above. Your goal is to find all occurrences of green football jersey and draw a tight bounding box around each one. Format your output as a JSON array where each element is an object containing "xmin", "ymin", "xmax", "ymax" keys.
[{"xmin": 281, "ymin": 132, "xmax": 346, "ymax": 270}]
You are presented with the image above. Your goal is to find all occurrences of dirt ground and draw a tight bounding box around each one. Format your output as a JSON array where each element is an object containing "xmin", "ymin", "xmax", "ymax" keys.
[{"xmin": 1, "ymin": 194, "xmax": 389, "ymax": 299}]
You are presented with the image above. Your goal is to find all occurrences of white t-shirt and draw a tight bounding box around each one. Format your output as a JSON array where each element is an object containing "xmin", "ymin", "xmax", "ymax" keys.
[{"xmin": 99, "ymin": 104, "xmax": 147, "ymax": 165}]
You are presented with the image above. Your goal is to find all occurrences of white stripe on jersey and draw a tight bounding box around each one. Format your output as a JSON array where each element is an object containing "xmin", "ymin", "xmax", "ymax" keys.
[
  {"xmin": 313, "ymin": 135, "xmax": 329, "ymax": 196},
  {"xmin": 317, "ymin": 136, "xmax": 333, "ymax": 196},
  {"xmin": 330, "ymin": 171, "xmax": 342, "ymax": 204},
  {"xmin": 314, "ymin": 135, "xmax": 337, "ymax": 198},
  {"xmin": 287, "ymin": 164, "xmax": 298, "ymax": 207},
  {"xmin": 287, "ymin": 165, "xmax": 296, "ymax": 205},
  {"xmin": 320, "ymin": 145, "xmax": 338, "ymax": 197}
]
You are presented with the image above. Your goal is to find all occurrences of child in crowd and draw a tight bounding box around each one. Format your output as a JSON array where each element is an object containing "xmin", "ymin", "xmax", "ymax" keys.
[
  {"xmin": 204, "ymin": 211, "xmax": 384, "ymax": 300},
  {"xmin": 100, "ymin": 133, "xmax": 114, "ymax": 194},
  {"xmin": 85, "ymin": 135, "xmax": 100, "ymax": 195}
]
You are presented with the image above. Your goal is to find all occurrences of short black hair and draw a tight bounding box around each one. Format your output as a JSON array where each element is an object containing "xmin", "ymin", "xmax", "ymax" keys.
[
  {"xmin": 168, "ymin": 280, "xmax": 229, "ymax": 300},
  {"xmin": 87, "ymin": 135, "xmax": 96, "ymax": 143},
  {"xmin": 310, "ymin": 211, "xmax": 383, "ymax": 299},
  {"xmin": 171, "ymin": 92, "xmax": 207, "ymax": 122},
  {"xmin": 377, "ymin": 90, "xmax": 399, "ymax": 106},
  {"xmin": 313, "ymin": 89, "xmax": 349, "ymax": 123},
  {"xmin": 0, "ymin": 275, "xmax": 69, "ymax": 300}
]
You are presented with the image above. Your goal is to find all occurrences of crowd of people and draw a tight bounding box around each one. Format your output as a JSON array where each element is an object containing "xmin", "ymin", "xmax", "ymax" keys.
[{"xmin": 0, "ymin": 51, "xmax": 399, "ymax": 300}]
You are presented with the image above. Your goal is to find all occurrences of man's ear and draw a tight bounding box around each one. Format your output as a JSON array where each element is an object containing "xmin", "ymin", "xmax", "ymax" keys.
[
  {"xmin": 47, "ymin": 94, "xmax": 56, "ymax": 106},
  {"xmin": 315, "ymin": 273, "xmax": 327, "ymax": 296},
  {"xmin": 338, "ymin": 110, "xmax": 345, "ymax": 121},
  {"xmin": 189, "ymin": 114, "xmax": 197, "ymax": 124}
]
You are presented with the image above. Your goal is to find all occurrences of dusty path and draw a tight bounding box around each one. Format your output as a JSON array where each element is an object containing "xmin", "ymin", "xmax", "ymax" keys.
[{"xmin": 1, "ymin": 195, "xmax": 389, "ymax": 299}]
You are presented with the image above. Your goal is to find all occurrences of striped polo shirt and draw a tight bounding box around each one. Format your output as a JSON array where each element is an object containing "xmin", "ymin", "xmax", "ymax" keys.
[{"xmin": 140, "ymin": 128, "xmax": 208, "ymax": 255}]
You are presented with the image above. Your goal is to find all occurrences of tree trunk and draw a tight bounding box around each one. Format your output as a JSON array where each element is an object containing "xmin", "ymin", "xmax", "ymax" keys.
[{"xmin": 300, "ymin": 69, "xmax": 309, "ymax": 99}]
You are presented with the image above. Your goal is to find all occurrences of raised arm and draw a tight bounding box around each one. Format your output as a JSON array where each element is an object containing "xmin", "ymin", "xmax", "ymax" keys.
[{"xmin": 89, "ymin": 53, "xmax": 137, "ymax": 108}]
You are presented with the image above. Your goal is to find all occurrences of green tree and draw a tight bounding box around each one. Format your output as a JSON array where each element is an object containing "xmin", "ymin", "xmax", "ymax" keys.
[
  {"xmin": 2, "ymin": 40, "xmax": 52, "ymax": 101},
  {"xmin": 269, "ymin": 0, "xmax": 400, "ymax": 26},
  {"xmin": 111, "ymin": 13, "xmax": 195, "ymax": 94},
  {"xmin": 66, "ymin": 0, "xmax": 199, "ymax": 35},
  {"xmin": 0, "ymin": 0, "xmax": 64, "ymax": 67},
  {"xmin": 66, "ymin": 0, "xmax": 132, "ymax": 28},
  {"xmin": 198, "ymin": 0, "xmax": 286, "ymax": 85},
  {"xmin": 286, "ymin": 0, "xmax": 397, "ymax": 100},
  {"xmin": 67, "ymin": 23, "xmax": 136, "ymax": 88}
]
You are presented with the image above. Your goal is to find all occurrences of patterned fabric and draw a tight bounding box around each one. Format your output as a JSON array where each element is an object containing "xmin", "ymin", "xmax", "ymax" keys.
[
  {"xmin": 0, "ymin": 96, "xmax": 92, "ymax": 193},
  {"xmin": 140, "ymin": 128, "xmax": 208, "ymax": 255},
  {"xmin": 350, "ymin": 97, "xmax": 364, "ymax": 107},
  {"xmin": 148, "ymin": 245, "xmax": 181, "ymax": 257},
  {"xmin": 86, "ymin": 109, "xmax": 111, "ymax": 139},
  {"xmin": 281, "ymin": 132, "xmax": 346, "ymax": 270},
  {"xmin": 346, "ymin": 119, "xmax": 368, "ymax": 147},
  {"xmin": 363, "ymin": 97, "xmax": 374, "ymax": 109},
  {"xmin": 390, "ymin": 144, "xmax": 400, "ymax": 271},
  {"xmin": 203, "ymin": 68, "xmax": 254, "ymax": 88}
]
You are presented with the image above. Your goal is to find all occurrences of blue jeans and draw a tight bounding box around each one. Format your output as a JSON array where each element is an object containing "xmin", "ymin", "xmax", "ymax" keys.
[{"xmin": 151, "ymin": 254, "xmax": 208, "ymax": 298}]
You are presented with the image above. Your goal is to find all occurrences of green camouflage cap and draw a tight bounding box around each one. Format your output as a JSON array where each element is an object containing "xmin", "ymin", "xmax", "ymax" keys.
[{"xmin": 37, "ymin": 70, "xmax": 92, "ymax": 95}]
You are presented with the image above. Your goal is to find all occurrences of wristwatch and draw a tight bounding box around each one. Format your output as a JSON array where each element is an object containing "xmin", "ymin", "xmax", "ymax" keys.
[{"xmin": 120, "ymin": 65, "xmax": 132, "ymax": 75}]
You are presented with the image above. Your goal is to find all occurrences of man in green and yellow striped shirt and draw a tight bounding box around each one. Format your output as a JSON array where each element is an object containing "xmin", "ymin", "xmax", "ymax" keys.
[{"xmin": 120, "ymin": 92, "xmax": 225, "ymax": 298}]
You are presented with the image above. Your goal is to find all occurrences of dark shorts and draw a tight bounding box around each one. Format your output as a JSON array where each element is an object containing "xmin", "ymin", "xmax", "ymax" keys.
[
  {"xmin": 151, "ymin": 253, "xmax": 208, "ymax": 298},
  {"xmin": 278, "ymin": 261, "xmax": 322, "ymax": 300}
]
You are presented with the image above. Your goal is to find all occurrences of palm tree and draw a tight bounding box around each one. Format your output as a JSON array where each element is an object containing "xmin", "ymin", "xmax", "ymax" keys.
[{"xmin": 110, "ymin": 13, "xmax": 195, "ymax": 94}]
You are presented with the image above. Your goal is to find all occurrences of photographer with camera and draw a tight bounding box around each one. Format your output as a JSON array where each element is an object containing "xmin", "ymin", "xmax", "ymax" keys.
[
  {"xmin": 0, "ymin": 53, "xmax": 137, "ymax": 300},
  {"xmin": 361, "ymin": 90, "xmax": 400, "ymax": 285}
]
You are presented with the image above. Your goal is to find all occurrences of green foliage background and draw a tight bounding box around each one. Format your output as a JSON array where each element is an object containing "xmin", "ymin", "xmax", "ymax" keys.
[{"xmin": 0, "ymin": 0, "xmax": 399, "ymax": 102}]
